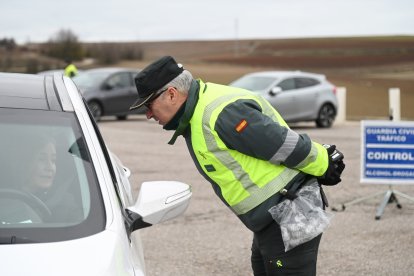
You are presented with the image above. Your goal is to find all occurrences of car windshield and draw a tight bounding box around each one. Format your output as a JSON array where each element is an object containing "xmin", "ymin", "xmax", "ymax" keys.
[
  {"xmin": 0, "ymin": 108, "xmax": 105, "ymax": 243},
  {"xmin": 230, "ymin": 76, "xmax": 278, "ymax": 92},
  {"xmin": 72, "ymin": 71, "xmax": 109, "ymax": 88}
]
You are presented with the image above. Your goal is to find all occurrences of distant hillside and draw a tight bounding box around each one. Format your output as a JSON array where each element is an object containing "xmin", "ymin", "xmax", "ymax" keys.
[
  {"xmin": 119, "ymin": 36, "xmax": 414, "ymax": 121},
  {"xmin": 1, "ymin": 35, "xmax": 412, "ymax": 120},
  {"xmin": 115, "ymin": 36, "xmax": 414, "ymax": 70},
  {"xmin": 3, "ymin": 35, "xmax": 412, "ymax": 73}
]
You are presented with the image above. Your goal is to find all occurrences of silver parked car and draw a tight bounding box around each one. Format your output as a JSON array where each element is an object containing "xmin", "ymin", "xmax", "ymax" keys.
[
  {"xmin": 229, "ymin": 71, "xmax": 339, "ymax": 128},
  {"xmin": 72, "ymin": 67, "xmax": 146, "ymax": 121},
  {"xmin": 0, "ymin": 72, "xmax": 192, "ymax": 276}
]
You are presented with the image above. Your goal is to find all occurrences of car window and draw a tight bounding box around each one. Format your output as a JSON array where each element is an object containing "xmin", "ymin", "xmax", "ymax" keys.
[
  {"xmin": 72, "ymin": 71, "xmax": 109, "ymax": 88},
  {"xmin": 230, "ymin": 76, "xmax": 278, "ymax": 92},
  {"xmin": 295, "ymin": 77, "xmax": 320, "ymax": 89},
  {"xmin": 106, "ymin": 72, "xmax": 131, "ymax": 89},
  {"xmin": 0, "ymin": 108, "xmax": 105, "ymax": 243},
  {"xmin": 277, "ymin": 78, "xmax": 295, "ymax": 91}
]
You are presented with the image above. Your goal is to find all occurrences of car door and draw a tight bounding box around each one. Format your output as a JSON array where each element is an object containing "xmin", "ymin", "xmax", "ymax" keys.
[
  {"xmin": 102, "ymin": 72, "xmax": 136, "ymax": 115},
  {"xmin": 267, "ymin": 78, "xmax": 299, "ymax": 121},
  {"xmin": 84, "ymin": 102, "xmax": 145, "ymax": 274},
  {"xmin": 293, "ymin": 77, "xmax": 320, "ymax": 120},
  {"xmin": 109, "ymin": 153, "xmax": 146, "ymax": 274}
]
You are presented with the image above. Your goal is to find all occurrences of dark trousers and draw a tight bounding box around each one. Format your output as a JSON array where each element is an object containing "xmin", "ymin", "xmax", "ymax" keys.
[{"xmin": 251, "ymin": 220, "xmax": 322, "ymax": 276}]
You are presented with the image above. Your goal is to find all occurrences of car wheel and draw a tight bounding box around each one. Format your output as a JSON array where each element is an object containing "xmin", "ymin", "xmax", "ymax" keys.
[
  {"xmin": 116, "ymin": 115, "xmax": 127, "ymax": 120},
  {"xmin": 88, "ymin": 101, "xmax": 103, "ymax": 121},
  {"xmin": 316, "ymin": 104, "xmax": 335, "ymax": 128}
]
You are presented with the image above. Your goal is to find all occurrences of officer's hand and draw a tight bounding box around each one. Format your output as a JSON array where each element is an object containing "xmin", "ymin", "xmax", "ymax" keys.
[{"xmin": 318, "ymin": 145, "xmax": 345, "ymax": 186}]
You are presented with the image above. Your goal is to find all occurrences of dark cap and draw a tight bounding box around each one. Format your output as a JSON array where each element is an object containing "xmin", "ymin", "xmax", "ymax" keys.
[{"xmin": 130, "ymin": 56, "xmax": 184, "ymax": 110}]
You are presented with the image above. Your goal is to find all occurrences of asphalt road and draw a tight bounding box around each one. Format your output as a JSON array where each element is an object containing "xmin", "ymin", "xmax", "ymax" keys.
[{"xmin": 98, "ymin": 116, "xmax": 414, "ymax": 276}]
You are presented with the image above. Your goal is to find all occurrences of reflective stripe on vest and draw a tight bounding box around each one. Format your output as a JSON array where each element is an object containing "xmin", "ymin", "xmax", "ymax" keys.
[
  {"xmin": 191, "ymin": 82, "xmax": 300, "ymax": 215},
  {"xmin": 295, "ymin": 141, "xmax": 328, "ymax": 176}
]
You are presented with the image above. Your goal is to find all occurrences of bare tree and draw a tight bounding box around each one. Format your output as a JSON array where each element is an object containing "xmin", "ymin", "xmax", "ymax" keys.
[
  {"xmin": 46, "ymin": 29, "xmax": 84, "ymax": 61},
  {"xmin": 0, "ymin": 38, "xmax": 17, "ymax": 51}
]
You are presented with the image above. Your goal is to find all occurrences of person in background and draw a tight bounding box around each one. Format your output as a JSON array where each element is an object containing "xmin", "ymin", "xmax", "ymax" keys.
[
  {"xmin": 64, "ymin": 59, "xmax": 78, "ymax": 78},
  {"xmin": 130, "ymin": 56, "xmax": 345, "ymax": 276}
]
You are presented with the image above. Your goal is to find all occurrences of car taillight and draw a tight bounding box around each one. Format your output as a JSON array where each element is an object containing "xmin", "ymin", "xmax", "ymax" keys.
[{"xmin": 332, "ymin": 86, "xmax": 337, "ymax": 95}]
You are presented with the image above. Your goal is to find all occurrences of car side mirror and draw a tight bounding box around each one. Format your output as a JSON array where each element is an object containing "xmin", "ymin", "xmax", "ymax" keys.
[
  {"xmin": 269, "ymin": 86, "xmax": 282, "ymax": 96},
  {"xmin": 124, "ymin": 181, "xmax": 192, "ymax": 232}
]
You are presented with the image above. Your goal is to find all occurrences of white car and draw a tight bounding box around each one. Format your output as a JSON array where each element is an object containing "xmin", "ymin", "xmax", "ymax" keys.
[
  {"xmin": 0, "ymin": 72, "xmax": 192, "ymax": 275},
  {"xmin": 230, "ymin": 71, "xmax": 339, "ymax": 128}
]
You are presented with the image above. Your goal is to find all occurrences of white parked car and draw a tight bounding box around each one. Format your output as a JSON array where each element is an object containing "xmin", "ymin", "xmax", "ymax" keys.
[
  {"xmin": 0, "ymin": 72, "xmax": 192, "ymax": 275},
  {"xmin": 230, "ymin": 71, "xmax": 339, "ymax": 128}
]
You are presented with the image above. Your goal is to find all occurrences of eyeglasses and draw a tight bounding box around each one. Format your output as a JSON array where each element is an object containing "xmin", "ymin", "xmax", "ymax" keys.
[{"xmin": 144, "ymin": 87, "xmax": 168, "ymax": 109}]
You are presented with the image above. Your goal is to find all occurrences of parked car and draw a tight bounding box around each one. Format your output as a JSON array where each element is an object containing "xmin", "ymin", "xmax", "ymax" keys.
[
  {"xmin": 229, "ymin": 71, "xmax": 338, "ymax": 128},
  {"xmin": 72, "ymin": 68, "xmax": 145, "ymax": 121},
  {"xmin": 0, "ymin": 72, "xmax": 192, "ymax": 276}
]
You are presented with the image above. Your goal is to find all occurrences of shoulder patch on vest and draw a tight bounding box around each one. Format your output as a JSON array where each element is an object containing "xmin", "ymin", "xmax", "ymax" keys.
[
  {"xmin": 235, "ymin": 119, "xmax": 248, "ymax": 133},
  {"xmin": 204, "ymin": 164, "xmax": 216, "ymax": 172}
]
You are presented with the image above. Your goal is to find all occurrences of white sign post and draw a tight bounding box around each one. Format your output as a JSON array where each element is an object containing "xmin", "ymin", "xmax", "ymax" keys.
[{"xmin": 388, "ymin": 88, "xmax": 401, "ymax": 121}]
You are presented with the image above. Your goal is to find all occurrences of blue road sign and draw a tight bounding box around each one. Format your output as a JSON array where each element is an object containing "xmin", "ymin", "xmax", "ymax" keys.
[{"xmin": 361, "ymin": 120, "xmax": 414, "ymax": 184}]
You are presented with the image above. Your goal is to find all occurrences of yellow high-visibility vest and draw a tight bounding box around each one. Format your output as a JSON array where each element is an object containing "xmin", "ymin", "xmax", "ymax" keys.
[
  {"xmin": 64, "ymin": 64, "xmax": 78, "ymax": 78},
  {"xmin": 189, "ymin": 80, "xmax": 328, "ymax": 215}
]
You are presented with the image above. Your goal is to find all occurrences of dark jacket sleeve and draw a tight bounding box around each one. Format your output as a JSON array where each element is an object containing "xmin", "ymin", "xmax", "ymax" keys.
[{"xmin": 215, "ymin": 99, "xmax": 312, "ymax": 168}]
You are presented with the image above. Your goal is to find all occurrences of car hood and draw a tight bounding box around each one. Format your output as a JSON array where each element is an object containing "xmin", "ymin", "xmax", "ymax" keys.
[
  {"xmin": 252, "ymin": 89, "xmax": 270, "ymax": 99},
  {"xmin": 235, "ymin": 86, "xmax": 268, "ymax": 96},
  {"xmin": 0, "ymin": 230, "xmax": 141, "ymax": 276}
]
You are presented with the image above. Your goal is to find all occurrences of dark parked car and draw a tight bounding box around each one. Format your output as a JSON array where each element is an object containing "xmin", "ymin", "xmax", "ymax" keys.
[
  {"xmin": 72, "ymin": 68, "xmax": 145, "ymax": 120},
  {"xmin": 230, "ymin": 71, "xmax": 339, "ymax": 128}
]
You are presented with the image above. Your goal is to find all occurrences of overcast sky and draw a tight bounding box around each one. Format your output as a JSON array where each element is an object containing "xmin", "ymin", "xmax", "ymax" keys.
[{"xmin": 2, "ymin": 0, "xmax": 414, "ymax": 44}]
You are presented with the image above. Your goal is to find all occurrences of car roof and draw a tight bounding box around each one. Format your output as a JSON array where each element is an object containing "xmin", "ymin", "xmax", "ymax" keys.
[
  {"xmin": 37, "ymin": 69, "xmax": 65, "ymax": 76},
  {"xmin": 0, "ymin": 72, "xmax": 71, "ymax": 111},
  {"xmin": 83, "ymin": 67, "xmax": 139, "ymax": 74},
  {"xmin": 245, "ymin": 70, "xmax": 326, "ymax": 80},
  {"xmin": 37, "ymin": 69, "xmax": 84, "ymax": 76}
]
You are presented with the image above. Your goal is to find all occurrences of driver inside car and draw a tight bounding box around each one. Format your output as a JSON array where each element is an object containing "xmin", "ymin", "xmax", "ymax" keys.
[{"xmin": 1, "ymin": 134, "xmax": 82, "ymax": 224}]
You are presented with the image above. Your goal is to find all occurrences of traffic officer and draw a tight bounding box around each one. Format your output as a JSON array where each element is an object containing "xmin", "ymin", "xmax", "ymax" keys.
[
  {"xmin": 64, "ymin": 59, "xmax": 78, "ymax": 78},
  {"xmin": 130, "ymin": 56, "xmax": 345, "ymax": 276}
]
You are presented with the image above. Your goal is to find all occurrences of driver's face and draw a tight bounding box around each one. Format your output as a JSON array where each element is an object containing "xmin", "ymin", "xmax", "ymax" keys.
[{"xmin": 29, "ymin": 142, "xmax": 57, "ymax": 191}]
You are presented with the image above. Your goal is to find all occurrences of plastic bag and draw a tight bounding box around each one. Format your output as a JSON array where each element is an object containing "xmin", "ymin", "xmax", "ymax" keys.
[{"xmin": 268, "ymin": 181, "xmax": 333, "ymax": 251}]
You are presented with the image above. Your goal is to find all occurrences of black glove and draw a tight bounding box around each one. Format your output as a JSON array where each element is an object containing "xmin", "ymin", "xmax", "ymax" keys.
[{"xmin": 318, "ymin": 145, "xmax": 345, "ymax": 186}]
